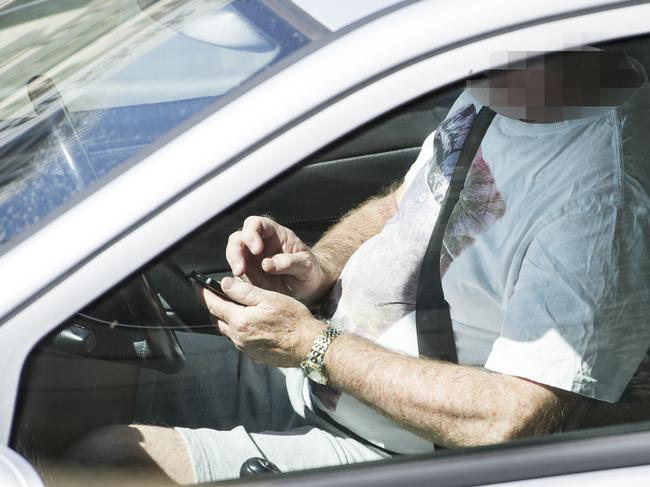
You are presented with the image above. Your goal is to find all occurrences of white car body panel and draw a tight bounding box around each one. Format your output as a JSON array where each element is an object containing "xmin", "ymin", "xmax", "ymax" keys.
[
  {"xmin": 489, "ymin": 464, "xmax": 650, "ymax": 486},
  {"xmin": 0, "ymin": 1, "xmax": 649, "ymax": 484},
  {"xmin": 0, "ymin": 445, "xmax": 43, "ymax": 487}
]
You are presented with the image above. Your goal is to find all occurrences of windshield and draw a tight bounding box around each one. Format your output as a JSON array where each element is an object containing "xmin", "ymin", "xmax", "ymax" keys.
[{"xmin": 0, "ymin": 0, "xmax": 324, "ymax": 251}]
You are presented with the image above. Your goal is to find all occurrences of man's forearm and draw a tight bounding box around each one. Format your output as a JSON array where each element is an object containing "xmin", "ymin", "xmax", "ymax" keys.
[
  {"xmin": 323, "ymin": 332, "xmax": 569, "ymax": 447},
  {"xmin": 312, "ymin": 185, "xmax": 400, "ymax": 287}
]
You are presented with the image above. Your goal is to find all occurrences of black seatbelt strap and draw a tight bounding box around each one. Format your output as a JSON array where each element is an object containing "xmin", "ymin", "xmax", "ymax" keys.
[{"xmin": 415, "ymin": 106, "xmax": 496, "ymax": 361}]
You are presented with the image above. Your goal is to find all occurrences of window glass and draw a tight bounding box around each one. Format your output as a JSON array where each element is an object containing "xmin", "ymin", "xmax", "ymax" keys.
[
  {"xmin": 0, "ymin": 0, "xmax": 322, "ymax": 252},
  {"xmin": 10, "ymin": 35, "xmax": 650, "ymax": 485}
]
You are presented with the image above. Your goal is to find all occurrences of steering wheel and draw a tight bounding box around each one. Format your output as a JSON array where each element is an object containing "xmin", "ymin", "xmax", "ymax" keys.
[
  {"xmin": 143, "ymin": 258, "xmax": 217, "ymax": 334},
  {"xmin": 116, "ymin": 271, "xmax": 187, "ymax": 374},
  {"xmin": 74, "ymin": 259, "xmax": 216, "ymax": 374},
  {"xmin": 101, "ymin": 258, "xmax": 217, "ymax": 374},
  {"xmin": 116, "ymin": 258, "xmax": 218, "ymax": 373}
]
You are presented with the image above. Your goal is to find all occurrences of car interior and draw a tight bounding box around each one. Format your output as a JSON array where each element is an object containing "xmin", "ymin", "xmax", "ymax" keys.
[{"xmin": 8, "ymin": 35, "xmax": 650, "ymax": 483}]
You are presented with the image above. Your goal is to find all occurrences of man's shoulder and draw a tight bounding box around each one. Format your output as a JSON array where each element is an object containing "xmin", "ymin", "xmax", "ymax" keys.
[{"xmin": 445, "ymin": 90, "xmax": 481, "ymax": 119}]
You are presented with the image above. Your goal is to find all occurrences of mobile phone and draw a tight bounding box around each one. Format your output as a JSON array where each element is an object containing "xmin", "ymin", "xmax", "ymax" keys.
[{"xmin": 190, "ymin": 271, "xmax": 231, "ymax": 300}]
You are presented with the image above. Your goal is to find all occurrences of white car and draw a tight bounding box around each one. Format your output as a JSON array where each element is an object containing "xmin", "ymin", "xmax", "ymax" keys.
[{"xmin": 1, "ymin": 0, "xmax": 650, "ymax": 485}]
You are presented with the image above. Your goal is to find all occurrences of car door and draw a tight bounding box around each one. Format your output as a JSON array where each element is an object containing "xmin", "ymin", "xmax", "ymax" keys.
[{"xmin": 4, "ymin": 1, "xmax": 650, "ymax": 486}]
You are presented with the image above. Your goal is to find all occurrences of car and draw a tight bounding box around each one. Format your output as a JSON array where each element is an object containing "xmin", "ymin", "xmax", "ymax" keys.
[{"xmin": 2, "ymin": 0, "xmax": 650, "ymax": 485}]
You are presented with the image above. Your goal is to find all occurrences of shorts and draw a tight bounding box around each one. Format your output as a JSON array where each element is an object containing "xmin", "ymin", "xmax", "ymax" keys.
[
  {"xmin": 136, "ymin": 333, "xmax": 391, "ymax": 483},
  {"xmin": 175, "ymin": 422, "xmax": 390, "ymax": 483}
]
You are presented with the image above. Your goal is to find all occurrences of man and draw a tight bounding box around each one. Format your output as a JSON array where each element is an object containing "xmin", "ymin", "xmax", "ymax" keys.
[{"xmin": 71, "ymin": 49, "xmax": 650, "ymax": 484}]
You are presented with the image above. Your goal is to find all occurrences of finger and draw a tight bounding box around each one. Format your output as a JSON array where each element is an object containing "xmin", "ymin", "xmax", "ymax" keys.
[
  {"xmin": 226, "ymin": 231, "xmax": 248, "ymax": 276},
  {"xmin": 201, "ymin": 287, "xmax": 244, "ymax": 324},
  {"xmin": 221, "ymin": 277, "xmax": 267, "ymax": 306},
  {"xmin": 241, "ymin": 216, "xmax": 278, "ymax": 256},
  {"xmin": 238, "ymin": 255, "xmax": 274, "ymax": 288},
  {"xmin": 262, "ymin": 252, "xmax": 311, "ymax": 277}
]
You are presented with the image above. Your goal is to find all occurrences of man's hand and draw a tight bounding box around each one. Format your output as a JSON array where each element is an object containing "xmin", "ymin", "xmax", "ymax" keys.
[
  {"xmin": 202, "ymin": 277, "xmax": 323, "ymax": 367},
  {"xmin": 226, "ymin": 216, "xmax": 333, "ymax": 304},
  {"xmin": 225, "ymin": 184, "xmax": 405, "ymax": 304}
]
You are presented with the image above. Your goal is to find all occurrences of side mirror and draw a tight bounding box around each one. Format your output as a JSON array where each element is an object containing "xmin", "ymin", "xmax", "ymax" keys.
[
  {"xmin": 180, "ymin": 4, "xmax": 277, "ymax": 53},
  {"xmin": 137, "ymin": 0, "xmax": 278, "ymax": 53}
]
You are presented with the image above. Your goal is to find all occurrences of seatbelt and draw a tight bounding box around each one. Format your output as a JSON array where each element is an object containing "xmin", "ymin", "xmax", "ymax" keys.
[{"xmin": 415, "ymin": 106, "xmax": 496, "ymax": 361}]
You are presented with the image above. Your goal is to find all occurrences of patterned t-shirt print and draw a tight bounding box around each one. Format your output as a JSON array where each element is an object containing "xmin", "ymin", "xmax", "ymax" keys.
[
  {"xmin": 440, "ymin": 152, "xmax": 506, "ymax": 277},
  {"xmin": 427, "ymin": 102, "xmax": 506, "ymax": 277},
  {"xmin": 428, "ymin": 103, "xmax": 478, "ymax": 203}
]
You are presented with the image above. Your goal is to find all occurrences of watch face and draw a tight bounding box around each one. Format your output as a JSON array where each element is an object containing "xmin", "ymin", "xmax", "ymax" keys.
[
  {"xmin": 307, "ymin": 368, "xmax": 327, "ymax": 385},
  {"xmin": 302, "ymin": 362, "xmax": 327, "ymax": 385}
]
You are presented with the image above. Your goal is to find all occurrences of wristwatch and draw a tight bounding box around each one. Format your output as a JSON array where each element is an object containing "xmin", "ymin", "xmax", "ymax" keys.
[{"xmin": 300, "ymin": 324, "xmax": 342, "ymax": 385}]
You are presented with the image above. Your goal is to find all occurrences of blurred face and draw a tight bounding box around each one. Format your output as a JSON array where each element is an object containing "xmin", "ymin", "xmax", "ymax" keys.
[{"xmin": 466, "ymin": 49, "xmax": 643, "ymax": 122}]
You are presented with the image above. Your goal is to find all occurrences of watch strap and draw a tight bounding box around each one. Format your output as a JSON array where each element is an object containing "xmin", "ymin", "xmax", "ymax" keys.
[{"xmin": 301, "ymin": 324, "xmax": 342, "ymax": 383}]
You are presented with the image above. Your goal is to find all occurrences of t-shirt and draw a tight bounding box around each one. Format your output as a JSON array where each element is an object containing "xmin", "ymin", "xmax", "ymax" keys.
[{"xmin": 286, "ymin": 67, "xmax": 650, "ymax": 455}]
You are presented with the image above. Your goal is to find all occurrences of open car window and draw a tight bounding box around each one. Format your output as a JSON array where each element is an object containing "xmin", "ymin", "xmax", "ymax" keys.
[{"xmin": 9, "ymin": 34, "xmax": 650, "ymax": 486}]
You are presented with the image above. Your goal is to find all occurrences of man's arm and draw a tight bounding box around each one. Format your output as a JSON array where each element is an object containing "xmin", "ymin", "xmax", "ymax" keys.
[
  {"xmin": 324, "ymin": 332, "xmax": 574, "ymax": 447},
  {"xmin": 204, "ymin": 279, "xmax": 576, "ymax": 448},
  {"xmin": 312, "ymin": 181, "xmax": 405, "ymax": 290}
]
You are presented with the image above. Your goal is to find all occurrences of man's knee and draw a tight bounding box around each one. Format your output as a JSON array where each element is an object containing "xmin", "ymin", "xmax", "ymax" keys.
[
  {"xmin": 66, "ymin": 424, "xmax": 193, "ymax": 484},
  {"xmin": 67, "ymin": 425, "xmax": 147, "ymax": 466}
]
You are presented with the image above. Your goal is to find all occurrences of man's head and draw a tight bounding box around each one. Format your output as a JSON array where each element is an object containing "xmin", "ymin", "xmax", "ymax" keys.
[{"xmin": 466, "ymin": 48, "xmax": 643, "ymax": 122}]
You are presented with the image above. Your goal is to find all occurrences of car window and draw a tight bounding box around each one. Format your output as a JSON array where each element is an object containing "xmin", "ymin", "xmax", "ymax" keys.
[
  {"xmin": 0, "ymin": 0, "xmax": 327, "ymax": 254},
  {"xmin": 9, "ymin": 35, "xmax": 650, "ymax": 486}
]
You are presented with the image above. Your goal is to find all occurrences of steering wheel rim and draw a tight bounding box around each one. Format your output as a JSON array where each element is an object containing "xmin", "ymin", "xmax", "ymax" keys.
[
  {"xmin": 144, "ymin": 258, "xmax": 218, "ymax": 335},
  {"xmin": 118, "ymin": 272, "xmax": 186, "ymax": 374}
]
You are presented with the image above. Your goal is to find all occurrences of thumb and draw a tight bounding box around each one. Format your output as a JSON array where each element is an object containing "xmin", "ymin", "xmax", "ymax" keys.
[{"xmin": 221, "ymin": 277, "xmax": 266, "ymax": 306}]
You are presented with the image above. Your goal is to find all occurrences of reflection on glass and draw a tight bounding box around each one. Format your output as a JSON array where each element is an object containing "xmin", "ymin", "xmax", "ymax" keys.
[{"xmin": 0, "ymin": 0, "xmax": 316, "ymax": 250}]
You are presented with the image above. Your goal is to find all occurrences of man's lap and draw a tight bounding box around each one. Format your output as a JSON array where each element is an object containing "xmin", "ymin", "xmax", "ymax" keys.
[
  {"xmin": 131, "ymin": 333, "xmax": 388, "ymax": 482},
  {"xmin": 134, "ymin": 333, "xmax": 299, "ymax": 432},
  {"xmin": 175, "ymin": 423, "xmax": 389, "ymax": 483}
]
